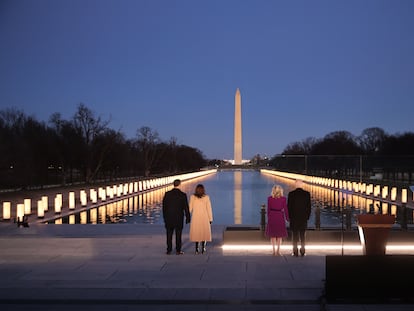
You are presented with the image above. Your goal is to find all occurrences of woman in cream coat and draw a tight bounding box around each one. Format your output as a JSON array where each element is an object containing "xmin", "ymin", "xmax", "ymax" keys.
[{"xmin": 189, "ymin": 184, "xmax": 213, "ymax": 254}]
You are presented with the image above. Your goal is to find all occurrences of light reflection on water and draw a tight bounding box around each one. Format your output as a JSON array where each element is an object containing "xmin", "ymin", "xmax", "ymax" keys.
[{"xmin": 49, "ymin": 170, "xmax": 406, "ymax": 227}]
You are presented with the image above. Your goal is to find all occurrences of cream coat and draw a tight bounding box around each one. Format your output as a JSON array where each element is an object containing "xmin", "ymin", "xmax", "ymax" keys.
[{"xmin": 189, "ymin": 194, "xmax": 213, "ymax": 242}]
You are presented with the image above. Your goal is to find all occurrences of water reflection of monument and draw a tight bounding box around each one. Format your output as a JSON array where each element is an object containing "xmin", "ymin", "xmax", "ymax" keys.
[
  {"xmin": 234, "ymin": 170, "xmax": 242, "ymax": 224},
  {"xmin": 49, "ymin": 171, "xmax": 413, "ymax": 226}
]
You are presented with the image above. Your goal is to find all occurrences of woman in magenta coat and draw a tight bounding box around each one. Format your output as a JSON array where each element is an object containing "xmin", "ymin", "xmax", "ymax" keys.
[{"xmin": 265, "ymin": 184, "xmax": 289, "ymax": 256}]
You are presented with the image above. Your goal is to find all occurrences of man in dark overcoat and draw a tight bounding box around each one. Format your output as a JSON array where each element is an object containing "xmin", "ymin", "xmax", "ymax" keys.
[
  {"xmin": 162, "ymin": 179, "xmax": 190, "ymax": 255},
  {"xmin": 288, "ymin": 179, "xmax": 312, "ymax": 256}
]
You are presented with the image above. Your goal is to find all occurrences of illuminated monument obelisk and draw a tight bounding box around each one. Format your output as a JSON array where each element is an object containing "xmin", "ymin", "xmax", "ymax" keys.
[{"xmin": 234, "ymin": 88, "xmax": 242, "ymax": 165}]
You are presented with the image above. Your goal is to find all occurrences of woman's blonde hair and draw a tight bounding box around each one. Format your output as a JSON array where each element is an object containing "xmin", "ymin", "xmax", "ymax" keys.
[{"xmin": 271, "ymin": 185, "xmax": 284, "ymax": 198}]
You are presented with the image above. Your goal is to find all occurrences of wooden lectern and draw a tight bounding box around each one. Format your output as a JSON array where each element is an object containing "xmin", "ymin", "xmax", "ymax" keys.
[{"xmin": 357, "ymin": 214, "xmax": 395, "ymax": 255}]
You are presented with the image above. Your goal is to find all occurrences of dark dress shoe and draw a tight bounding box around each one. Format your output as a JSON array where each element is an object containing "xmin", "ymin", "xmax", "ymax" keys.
[
  {"xmin": 176, "ymin": 251, "xmax": 184, "ymax": 255},
  {"xmin": 166, "ymin": 251, "xmax": 172, "ymax": 255},
  {"xmin": 291, "ymin": 252, "xmax": 298, "ymax": 257}
]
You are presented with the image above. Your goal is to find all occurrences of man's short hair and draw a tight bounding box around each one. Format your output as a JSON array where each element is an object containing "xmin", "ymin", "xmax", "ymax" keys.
[
  {"xmin": 295, "ymin": 179, "xmax": 303, "ymax": 188},
  {"xmin": 173, "ymin": 179, "xmax": 181, "ymax": 187}
]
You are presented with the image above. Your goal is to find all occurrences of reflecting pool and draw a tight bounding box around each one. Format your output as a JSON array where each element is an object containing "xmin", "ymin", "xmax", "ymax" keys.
[{"xmin": 48, "ymin": 170, "xmax": 409, "ymax": 227}]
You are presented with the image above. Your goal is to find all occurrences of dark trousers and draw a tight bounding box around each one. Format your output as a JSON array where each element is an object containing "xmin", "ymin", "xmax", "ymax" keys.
[
  {"xmin": 292, "ymin": 229, "xmax": 306, "ymax": 255},
  {"xmin": 166, "ymin": 226, "xmax": 183, "ymax": 252}
]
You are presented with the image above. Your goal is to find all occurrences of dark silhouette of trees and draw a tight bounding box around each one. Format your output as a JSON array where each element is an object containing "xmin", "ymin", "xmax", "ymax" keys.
[
  {"xmin": 3, "ymin": 101, "xmax": 413, "ymax": 189},
  {"xmin": 0, "ymin": 105, "xmax": 207, "ymax": 190},
  {"xmin": 135, "ymin": 126, "xmax": 165, "ymax": 177},
  {"xmin": 283, "ymin": 137, "xmax": 317, "ymax": 155},
  {"xmin": 72, "ymin": 103, "xmax": 113, "ymax": 183},
  {"xmin": 279, "ymin": 128, "xmax": 414, "ymax": 159},
  {"xmin": 98, "ymin": 131, "xmax": 131, "ymax": 179},
  {"xmin": 0, "ymin": 108, "xmax": 55, "ymax": 188},
  {"xmin": 270, "ymin": 128, "xmax": 414, "ymax": 183},
  {"xmin": 376, "ymin": 132, "xmax": 414, "ymax": 182},
  {"xmin": 165, "ymin": 137, "xmax": 179, "ymax": 173},
  {"xmin": 310, "ymin": 131, "xmax": 362, "ymax": 155},
  {"xmin": 175, "ymin": 145, "xmax": 206, "ymax": 172},
  {"xmin": 358, "ymin": 127, "xmax": 387, "ymax": 155},
  {"xmin": 49, "ymin": 112, "xmax": 82, "ymax": 184},
  {"xmin": 381, "ymin": 132, "xmax": 414, "ymax": 155}
]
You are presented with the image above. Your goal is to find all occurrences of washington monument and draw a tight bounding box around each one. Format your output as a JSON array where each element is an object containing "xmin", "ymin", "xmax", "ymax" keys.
[{"xmin": 234, "ymin": 88, "xmax": 242, "ymax": 165}]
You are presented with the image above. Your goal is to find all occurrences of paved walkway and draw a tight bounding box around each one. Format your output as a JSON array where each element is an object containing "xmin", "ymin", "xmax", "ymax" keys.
[
  {"xmin": 1, "ymin": 182, "xmax": 414, "ymax": 310},
  {"xmin": 0, "ymin": 222, "xmax": 413, "ymax": 311}
]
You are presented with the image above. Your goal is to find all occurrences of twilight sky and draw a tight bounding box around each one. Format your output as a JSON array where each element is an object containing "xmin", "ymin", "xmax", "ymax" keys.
[{"xmin": 1, "ymin": 0, "xmax": 413, "ymax": 160}]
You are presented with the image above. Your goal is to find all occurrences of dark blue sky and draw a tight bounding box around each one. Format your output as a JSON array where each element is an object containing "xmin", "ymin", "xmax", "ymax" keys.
[{"xmin": 1, "ymin": 0, "xmax": 413, "ymax": 160}]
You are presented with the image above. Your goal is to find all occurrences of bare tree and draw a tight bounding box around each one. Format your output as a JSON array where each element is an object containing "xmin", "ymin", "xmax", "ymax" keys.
[
  {"xmin": 283, "ymin": 137, "xmax": 317, "ymax": 155},
  {"xmin": 311, "ymin": 131, "xmax": 362, "ymax": 155},
  {"xmin": 72, "ymin": 103, "xmax": 112, "ymax": 183},
  {"xmin": 136, "ymin": 126, "xmax": 164, "ymax": 176},
  {"xmin": 358, "ymin": 127, "xmax": 388, "ymax": 155}
]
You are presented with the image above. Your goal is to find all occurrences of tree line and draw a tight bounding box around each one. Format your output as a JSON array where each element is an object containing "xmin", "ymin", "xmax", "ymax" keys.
[
  {"xmin": 0, "ymin": 104, "xmax": 206, "ymax": 189},
  {"xmin": 280, "ymin": 128, "xmax": 414, "ymax": 156},
  {"xmin": 2, "ymin": 103, "xmax": 414, "ymax": 189},
  {"xmin": 269, "ymin": 128, "xmax": 414, "ymax": 183}
]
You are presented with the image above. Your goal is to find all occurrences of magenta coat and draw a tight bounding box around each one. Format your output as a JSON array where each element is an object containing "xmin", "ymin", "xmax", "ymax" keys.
[{"xmin": 265, "ymin": 196, "xmax": 289, "ymax": 238}]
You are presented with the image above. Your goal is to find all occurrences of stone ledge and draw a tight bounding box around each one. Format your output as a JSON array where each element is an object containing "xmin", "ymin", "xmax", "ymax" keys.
[{"xmin": 223, "ymin": 226, "xmax": 414, "ymax": 245}]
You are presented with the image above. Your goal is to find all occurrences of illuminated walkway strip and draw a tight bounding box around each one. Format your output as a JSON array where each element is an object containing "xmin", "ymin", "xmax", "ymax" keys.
[
  {"xmin": 261, "ymin": 169, "xmax": 412, "ymax": 205},
  {"xmin": 222, "ymin": 244, "xmax": 414, "ymax": 252},
  {"xmin": 2, "ymin": 169, "xmax": 218, "ymax": 221}
]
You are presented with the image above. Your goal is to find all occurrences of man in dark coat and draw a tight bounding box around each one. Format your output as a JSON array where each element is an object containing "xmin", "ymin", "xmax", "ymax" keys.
[
  {"xmin": 288, "ymin": 179, "xmax": 312, "ymax": 257},
  {"xmin": 162, "ymin": 179, "xmax": 190, "ymax": 255}
]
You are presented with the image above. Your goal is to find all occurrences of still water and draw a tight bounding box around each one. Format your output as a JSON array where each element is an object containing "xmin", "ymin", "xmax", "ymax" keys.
[{"xmin": 49, "ymin": 170, "xmax": 400, "ymax": 227}]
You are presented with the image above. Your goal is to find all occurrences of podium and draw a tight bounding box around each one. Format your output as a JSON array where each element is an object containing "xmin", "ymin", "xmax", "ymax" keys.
[{"xmin": 357, "ymin": 214, "xmax": 395, "ymax": 255}]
